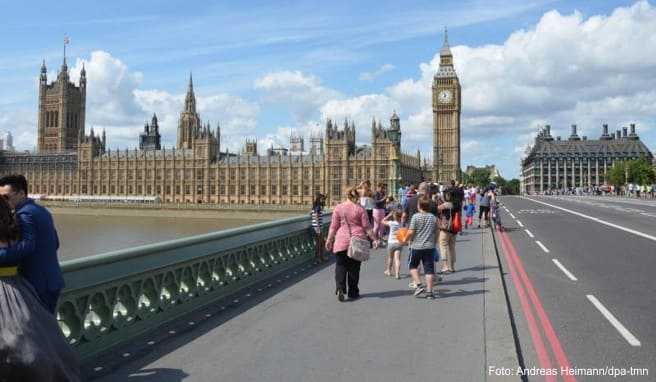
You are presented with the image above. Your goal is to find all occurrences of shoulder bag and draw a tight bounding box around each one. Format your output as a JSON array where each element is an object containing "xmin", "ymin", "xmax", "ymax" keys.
[{"xmin": 343, "ymin": 206, "xmax": 371, "ymax": 262}]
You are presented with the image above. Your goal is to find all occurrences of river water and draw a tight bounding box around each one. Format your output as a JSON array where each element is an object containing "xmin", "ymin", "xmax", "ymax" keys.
[{"xmin": 52, "ymin": 214, "xmax": 269, "ymax": 261}]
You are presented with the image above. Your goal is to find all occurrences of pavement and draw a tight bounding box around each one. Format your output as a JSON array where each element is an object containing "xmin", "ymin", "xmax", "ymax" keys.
[
  {"xmin": 496, "ymin": 195, "xmax": 655, "ymax": 381},
  {"xmin": 89, "ymin": 224, "xmax": 517, "ymax": 382}
]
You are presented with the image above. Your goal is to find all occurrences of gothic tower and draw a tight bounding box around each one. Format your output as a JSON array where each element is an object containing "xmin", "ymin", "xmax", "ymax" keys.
[
  {"xmin": 37, "ymin": 48, "xmax": 86, "ymax": 152},
  {"xmin": 177, "ymin": 73, "xmax": 202, "ymax": 149},
  {"xmin": 139, "ymin": 113, "xmax": 162, "ymax": 150},
  {"xmin": 432, "ymin": 28, "xmax": 461, "ymax": 183}
]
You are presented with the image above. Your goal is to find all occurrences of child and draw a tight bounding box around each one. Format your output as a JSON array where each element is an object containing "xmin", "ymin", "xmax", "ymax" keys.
[
  {"xmin": 464, "ymin": 199, "xmax": 475, "ymax": 229},
  {"xmin": 404, "ymin": 197, "xmax": 439, "ymax": 299},
  {"xmin": 382, "ymin": 210, "xmax": 405, "ymax": 279}
]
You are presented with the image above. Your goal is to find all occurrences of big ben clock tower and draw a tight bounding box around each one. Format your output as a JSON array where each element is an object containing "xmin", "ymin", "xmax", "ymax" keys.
[{"xmin": 432, "ymin": 28, "xmax": 461, "ymax": 183}]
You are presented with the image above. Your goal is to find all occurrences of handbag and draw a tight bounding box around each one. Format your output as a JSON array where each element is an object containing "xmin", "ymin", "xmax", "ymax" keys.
[{"xmin": 343, "ymin": 207, "xmax": 371, "ymax": 262}]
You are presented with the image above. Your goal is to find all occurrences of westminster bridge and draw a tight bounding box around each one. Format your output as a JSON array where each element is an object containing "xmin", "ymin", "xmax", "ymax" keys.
[{"xmin": 59, "ymin": 210, "xmax": 520, "ymax": 381}]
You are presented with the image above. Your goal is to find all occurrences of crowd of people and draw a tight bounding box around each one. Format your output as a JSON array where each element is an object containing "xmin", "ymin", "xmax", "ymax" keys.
[
  {"xmin": 313, "ymin": 179, "xmax": 501, "ymax": 301},
  {"xmin": 530, "ymin": 183, "xmax": 656, "ymax": 199},
  {"xmin": 0, "ymin": 175, "xmax": 81, "ymax": 381}
]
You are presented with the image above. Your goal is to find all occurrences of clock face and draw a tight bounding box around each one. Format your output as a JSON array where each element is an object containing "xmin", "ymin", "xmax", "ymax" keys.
[{"xmin": 438, "ymin": 90, "xmax": 452, "ymax": 104}]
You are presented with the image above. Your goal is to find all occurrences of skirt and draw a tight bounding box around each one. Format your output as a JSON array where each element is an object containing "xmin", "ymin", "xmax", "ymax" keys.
[{"xmin": 0, "ymin": 276, "xmax": 81, "ymax": 382}]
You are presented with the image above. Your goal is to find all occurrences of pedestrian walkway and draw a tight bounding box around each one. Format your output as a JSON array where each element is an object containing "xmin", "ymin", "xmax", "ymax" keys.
[{"xmin": 94, "ymin": 227, "xmax": 515, "ymax": 382}]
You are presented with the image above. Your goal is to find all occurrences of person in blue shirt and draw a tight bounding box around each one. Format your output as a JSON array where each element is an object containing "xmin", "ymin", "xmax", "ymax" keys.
[
  {"xmin": 464, "ymin": 200, "xmax": 476, "ymax": 230},
  {"xmin": 0, "ymin": 174, "xmax": 64, "ymax": 314}
]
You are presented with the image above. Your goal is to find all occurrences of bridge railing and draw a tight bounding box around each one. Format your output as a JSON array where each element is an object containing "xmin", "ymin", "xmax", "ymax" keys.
[{"xmin": 57, "ymin": 212, "xmax": 331, "ymax": 362}]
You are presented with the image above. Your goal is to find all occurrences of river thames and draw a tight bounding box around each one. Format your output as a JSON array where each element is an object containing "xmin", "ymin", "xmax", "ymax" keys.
[{"xmin": 51, "ymin": 209, "xmax": 302, "ymax": 261}]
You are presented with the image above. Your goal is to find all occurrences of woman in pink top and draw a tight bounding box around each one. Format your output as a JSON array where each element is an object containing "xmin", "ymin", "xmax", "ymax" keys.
[{"xmin": 326, "ymin": 185, "xmax": 379, "ymax": 301}]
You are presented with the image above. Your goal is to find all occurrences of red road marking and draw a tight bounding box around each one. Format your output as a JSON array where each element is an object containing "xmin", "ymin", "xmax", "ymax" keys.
[
  {"xmin": 498, "ymin": 227, "xmax": 577, "ymax": 382},
  {"xmin": 498, "ymin": 227, "xmax": 556, "ymax": 382}
]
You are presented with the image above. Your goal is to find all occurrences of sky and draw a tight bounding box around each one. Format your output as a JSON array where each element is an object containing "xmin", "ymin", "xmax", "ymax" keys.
[{"xmin": 1, "ymin": 0, "xmax": 655, "ymax": 178}]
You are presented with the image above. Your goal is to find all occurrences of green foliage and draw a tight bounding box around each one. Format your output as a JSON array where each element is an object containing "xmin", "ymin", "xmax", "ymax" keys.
[
  {"xmin": 505, "ymin": 179, "xmax": 521, "ymax": 195},
  {"xmin": 628, "ymin": 157, "xmax": 656, "ymax": 185},
  {"xmin": 607, "ymin": 161, "xmax": 626, "ymax": 186},
  {"xmin": 607, "ymin": 158, "xmax": 655, "ymax": 186},
  {"xmin": 469, "ymin": 168, "xmax": 491, "ymax": 188}
]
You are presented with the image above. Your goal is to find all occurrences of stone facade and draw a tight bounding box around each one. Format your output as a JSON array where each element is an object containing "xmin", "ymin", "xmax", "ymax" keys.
[
  {"xmin": 521, "ymin": 124, "xmax": 653, "ymax": 194},
  {"xmin": 432, "ymin": 28, "xmax": 461, "ymax": 183},
  {"xmin": 37, "ymin": 57, "xmax": 86, "ymax": 153},
  {"xmin": 0, "ymin": 63, "xmax": 425, "ymax": 206},
  {"xmin": 139, "ymin": 114, "xmax": 162, "ymax": 151}
]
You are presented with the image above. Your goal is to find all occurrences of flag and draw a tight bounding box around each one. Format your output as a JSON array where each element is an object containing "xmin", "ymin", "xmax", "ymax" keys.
[{"xmin": 64, "ymin": 35, "xmax": 70, "ymax": 45}]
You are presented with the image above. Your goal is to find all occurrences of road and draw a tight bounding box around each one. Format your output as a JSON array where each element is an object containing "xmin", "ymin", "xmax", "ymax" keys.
[{"xmin": 498, "ymin": 195, "xmax": 655, "ymax": 381}]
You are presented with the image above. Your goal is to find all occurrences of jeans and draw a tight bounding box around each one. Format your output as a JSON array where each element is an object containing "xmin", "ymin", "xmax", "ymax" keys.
[{"xmin": 334, "ymin": 250, "xmax": 361, "ymax": 297}]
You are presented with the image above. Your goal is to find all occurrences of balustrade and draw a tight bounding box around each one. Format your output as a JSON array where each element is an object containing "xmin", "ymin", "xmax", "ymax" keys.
[{"xmin": 57, "ymin": 213, "xmax": 330, "ymax": 361}]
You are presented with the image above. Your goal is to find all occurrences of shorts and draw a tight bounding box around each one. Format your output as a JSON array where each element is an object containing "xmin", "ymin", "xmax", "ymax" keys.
[
  {"xmin": 388, "ymin": 243, "xmax": 403, "ymax": 254},
  {"xmin": 408, "ymin": 248, "xmax": 435, "ymax": 275}
]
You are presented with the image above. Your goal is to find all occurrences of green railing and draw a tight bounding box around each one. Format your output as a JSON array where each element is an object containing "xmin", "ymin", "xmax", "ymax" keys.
[{"xmin": 57, "ymin": 212, "xmax": 331, "ymax": 362}]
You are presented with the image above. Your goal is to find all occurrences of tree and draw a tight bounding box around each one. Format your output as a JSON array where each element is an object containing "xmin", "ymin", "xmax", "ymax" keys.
[
  {"xmin": 607, "ymin": 161, "xmax": 626, "ymax": 186},
  {"xmin": 628, "ymin": 157, "xmax": 655, "ymax": 185},
  {"xmin": 469, "ymin": 168, "xmax": 491, "ymax": 188},
  {"xmin": 505, "ymin": 179, "xmax": 520, "ymax": 195},
  {"xmin": 608, "ymin": 158, "xmax": 655, "ymax": 186}
]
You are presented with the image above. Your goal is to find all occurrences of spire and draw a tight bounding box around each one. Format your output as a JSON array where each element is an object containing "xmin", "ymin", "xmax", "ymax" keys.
[
  {"xmin": 440, "ymin": 26, "xmax": 452, "ymax": 56},
  {"xmin": 184, "ymin": 72, "xmax": 197, "ymax": 113},
  {"xmin": 151, "ymin": 113, "xmax": 158, "ymax": 129},
  {"xmin": 61, "ymin": 34, "xmax": 70, "ymax": 73},
  {"xmin": 81, "ymin": 62, "xmax": 86, "ymax": 77},
  {"xmin": 40, "ymin": 60, "xmax": 47, "ymax": 84}
]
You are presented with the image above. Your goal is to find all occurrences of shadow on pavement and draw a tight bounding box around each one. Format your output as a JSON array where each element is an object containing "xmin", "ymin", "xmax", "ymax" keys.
[
  {"xmin": 439, "ymin": 276, "xmax": 487, "ymax": 286},
  {"xmin": 437, "ymin": 289, "xmax": 488, "ymax": 298},
  {"xmin": 358, "ymin": 289, "xmax": 411, "ymax": 299},
  {"xmin": 85, "ymin": 258, "xmax": 335, "ymax": 381}
]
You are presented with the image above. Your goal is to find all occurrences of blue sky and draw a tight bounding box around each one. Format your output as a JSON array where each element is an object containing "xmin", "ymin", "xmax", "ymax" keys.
[{"xmin": 1, "ymin": 0, "xmax": 654, "ymax": 178}]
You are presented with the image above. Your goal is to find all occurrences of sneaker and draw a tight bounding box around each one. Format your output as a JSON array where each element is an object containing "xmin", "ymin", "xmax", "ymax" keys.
[
  {"xmin": 336, "ymin": 289, "xmax": 345, "ymax": 302},
  {"xmin": 408, "ymin": 281, "xmax": 417, "ymax": 289},
  {"xmin": 426, "ymin": 291, "xmax": 436, "ymax": 300},
  {"xmin": 414, "ymin": 284, "xmax": 426, "ymax": 297}
]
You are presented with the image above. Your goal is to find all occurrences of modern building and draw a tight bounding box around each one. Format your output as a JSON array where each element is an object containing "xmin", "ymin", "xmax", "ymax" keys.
[
  {"xmin": 0, "ymin": 54, "xmax": 427, "ymax": 205},
  {"xmin": 521, "ymin": 124, "xmax": 653, "ymax": 194},
  {"xmin": 432, "ymin": 28, "xmax": 461, "ymax": 183}
]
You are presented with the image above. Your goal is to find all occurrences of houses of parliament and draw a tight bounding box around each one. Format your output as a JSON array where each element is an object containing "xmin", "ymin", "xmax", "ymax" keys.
[{"xmin": 0, "ymin": 33, "xmax": 462, "ymax": 205}]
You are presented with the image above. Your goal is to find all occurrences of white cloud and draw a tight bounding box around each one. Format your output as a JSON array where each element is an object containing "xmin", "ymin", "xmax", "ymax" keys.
[
  {"xmin": 313, "ymin": 1, "xmax": 656, "ymax": 176},
  {"xmin": 359, "ymin": 64, "xmax": 395, "ymax": 81},
  {"xmin": 62, "ymin": 51, "xmax": 258, "ymax": 150},
  {"xmin": 254, "ymin": 70, "xmax": 341, "ymax": 123},
  {"xmin": 320, "ymin": 94, "xmax": 400, "ymax": 144}
]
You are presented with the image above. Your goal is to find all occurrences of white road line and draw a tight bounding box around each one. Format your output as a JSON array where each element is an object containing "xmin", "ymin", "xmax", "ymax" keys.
[
  {"xmin": 509, "ymin": 213, "xmax": 516, "ymax": 219},
  {"xmin": 516, "ymin": 220, "xmax": 524, "ymax": 227},
  {"xmin": 586, "ymin": 295, "xmax": 641, "ymax": 347},
  {"xmin": 524, "ymin": 229, "xmax": 535, "ymax": 238},
  {"xmin": 552, "ymin": 259, "xmax": 577, "ymax": 281},
  {"xmin": 526, "ymin": 197, "xmax": 656, "ymax": 243},
  {"xmin": 535, "ymin": 240, "xmax": 550, "ymax": 253}
]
